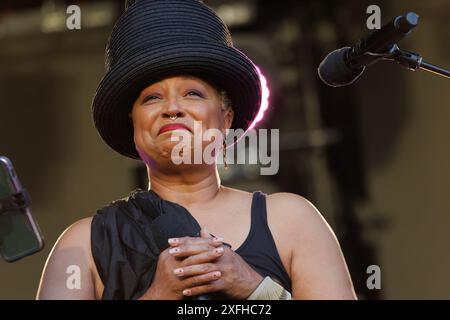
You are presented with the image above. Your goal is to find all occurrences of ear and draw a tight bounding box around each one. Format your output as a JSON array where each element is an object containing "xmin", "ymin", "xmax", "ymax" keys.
[{"xmin": 223, "ymin": 108, "xmax": 234, "ymax": 131}]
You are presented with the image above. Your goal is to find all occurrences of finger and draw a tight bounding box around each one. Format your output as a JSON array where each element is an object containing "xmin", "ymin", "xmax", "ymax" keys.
[
  {"xmin": 168, "ymin": 236, "xmax": 191, "ymax": 247},
  {"xmin": 182, "ymin": 279, "xmax": 224, "ymax": 297},
  {"xmin": 168, "ymin": 235, "xmax": 223, "ymax": 248},
  {"xmin": 180, "ymin": 246, "xmax": 224, "ymax": 267},
  {"xmin": 174, "ymin": 262, "xmax": 221, "ymax": 278},
  {"xmin": 181, "ymin": 271, "xmax": 222, "ymax": 289},
  {"xmin": 169, "ymin": 243, "xmax": 224, "ymax": 258}
]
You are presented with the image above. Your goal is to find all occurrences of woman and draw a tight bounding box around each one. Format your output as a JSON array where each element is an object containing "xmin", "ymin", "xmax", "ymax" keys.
[{"xmin": 37, "ymin": 0, "xmax": 356, "ymax": 300}]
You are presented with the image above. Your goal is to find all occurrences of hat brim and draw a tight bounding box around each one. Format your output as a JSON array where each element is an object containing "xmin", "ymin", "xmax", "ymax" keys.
[{"xmin": 92, "ymin": 40, "xmax": 262, "ymax": 159}]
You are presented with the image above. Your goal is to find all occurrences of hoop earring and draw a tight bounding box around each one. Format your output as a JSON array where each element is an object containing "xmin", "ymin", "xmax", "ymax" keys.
[{"xmin": 223, "ymin": 140, "xmax": 228, "ymax": 169}]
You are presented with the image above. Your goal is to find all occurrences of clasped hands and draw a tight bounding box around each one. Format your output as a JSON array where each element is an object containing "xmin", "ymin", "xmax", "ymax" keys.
[{"xmin": 140, "ymin": 228, "xmax": 263, "ymax": 300}]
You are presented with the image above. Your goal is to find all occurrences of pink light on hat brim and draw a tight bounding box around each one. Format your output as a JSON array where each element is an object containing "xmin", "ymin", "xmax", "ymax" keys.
[{"xmin": 248, "ymin": 66, "xmax": 270, "ymax": 130}]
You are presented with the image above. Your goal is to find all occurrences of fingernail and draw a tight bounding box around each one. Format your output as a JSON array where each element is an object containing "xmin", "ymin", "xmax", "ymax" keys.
[
  {"xmin": 168, "ymin": 238, "xmax": 178, "ymax": 245},
  {"xmin": 215, "ymin": 247, "xmax": 224, "ymax": 254},
  {"xmin": 173, "ymin": 268, "xmax": 184, "ymax": 276},
  {"xmin": 214, "ymin": 237, "xmax": 224, "ymax": 242},
  {"xmin": 183, "ymin": 289, "xmax": 191, "ymax": 296},
  {"xmin": 169, "ymin": 247, "xmax": 180, "ymax": 254},
  {"xmin": 213, "ymin": 271, "xmax": 221, "ymax": 278}
]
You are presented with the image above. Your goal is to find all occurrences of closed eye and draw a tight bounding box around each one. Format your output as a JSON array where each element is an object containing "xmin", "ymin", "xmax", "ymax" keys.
[
  {"xmin": 185, "ymin": 90, "xmax": 204, "ymax": 98},
  {"xmin": 142, "ymin": 94, "xmax": 161, "ymax": 104}
]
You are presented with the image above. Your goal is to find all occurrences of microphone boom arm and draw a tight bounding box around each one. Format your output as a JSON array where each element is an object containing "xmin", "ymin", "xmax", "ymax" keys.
[
  {"xmin": 361, "ymin": 44, "xmax": 450, "ymax": 79},
  {"xmin": 387, "ymin": 46, "xmax": 450, "ymax": 79}
]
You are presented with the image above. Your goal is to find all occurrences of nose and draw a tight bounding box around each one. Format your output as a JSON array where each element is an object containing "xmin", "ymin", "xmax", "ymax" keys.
[
  {"xmin": 162, "ymin": 110, "xmax": 183, "ymax": 119},
  {"xmin": 161, "ymin": 93, "xmax": 185, "ymax": 119}
]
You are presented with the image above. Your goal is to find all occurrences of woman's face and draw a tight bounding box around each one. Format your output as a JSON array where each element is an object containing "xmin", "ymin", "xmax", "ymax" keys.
[{"xmin": 131, "ymin": 75, "xmax": 234, "ymax": 169}]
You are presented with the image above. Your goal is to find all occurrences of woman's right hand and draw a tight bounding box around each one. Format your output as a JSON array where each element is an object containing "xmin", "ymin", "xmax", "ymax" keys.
[{"xmin": 139, "ymin": 229, "xmax": 225, "ymax": 300}]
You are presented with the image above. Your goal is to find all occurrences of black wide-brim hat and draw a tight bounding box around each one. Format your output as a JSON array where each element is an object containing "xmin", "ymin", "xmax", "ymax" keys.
[{"xmin": 92, "ymin": 0, "xmax": 263, "ymax": 159}]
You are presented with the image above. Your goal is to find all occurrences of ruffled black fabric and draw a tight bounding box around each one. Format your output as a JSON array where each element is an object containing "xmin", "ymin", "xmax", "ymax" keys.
[{"xmin": 91, "ymin": 188, "xmax": 203, "ymax": 300}]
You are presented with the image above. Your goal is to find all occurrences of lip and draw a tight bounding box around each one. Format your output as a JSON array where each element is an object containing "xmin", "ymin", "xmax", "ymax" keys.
[{"xmin": 158, "ymin": 123, "xmax": 192, "ymax": 135}]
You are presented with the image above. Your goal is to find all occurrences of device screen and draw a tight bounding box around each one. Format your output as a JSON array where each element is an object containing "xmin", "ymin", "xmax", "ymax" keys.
[{"xmin": 0, "ymin": 158, "xmax": 44, "ymax": 262}]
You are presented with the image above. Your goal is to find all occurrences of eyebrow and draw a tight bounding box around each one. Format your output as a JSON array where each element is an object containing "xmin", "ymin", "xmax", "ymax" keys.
[{"xmin": 141, "ymin": 75, "xmax": 206, "ymax": 96}]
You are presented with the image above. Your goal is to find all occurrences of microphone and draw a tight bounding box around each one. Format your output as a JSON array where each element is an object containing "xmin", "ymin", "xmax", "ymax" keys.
[{"xmin": 318, "ymin": 12, "xmax": 419, "ymax": 87}]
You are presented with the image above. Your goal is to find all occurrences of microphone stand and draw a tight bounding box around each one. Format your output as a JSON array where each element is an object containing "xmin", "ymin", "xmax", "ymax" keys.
[
  {"xmin": 355, "ymin": 44, "xmax": 450, "ymax": 79},
  {"xmin": 388, "ymin": 45, "xmax": 450, "ymax": 78}
]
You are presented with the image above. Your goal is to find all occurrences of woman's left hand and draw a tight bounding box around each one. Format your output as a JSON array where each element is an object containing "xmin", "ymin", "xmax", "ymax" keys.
[{"xmin": 168, "ymin": 229, "xmax": 264, "ymax": 299}]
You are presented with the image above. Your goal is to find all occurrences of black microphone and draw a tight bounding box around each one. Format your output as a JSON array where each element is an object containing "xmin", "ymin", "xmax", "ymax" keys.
[{"xmin": 318, "ymin": 12, "xmax": 419, "ymax": 87}]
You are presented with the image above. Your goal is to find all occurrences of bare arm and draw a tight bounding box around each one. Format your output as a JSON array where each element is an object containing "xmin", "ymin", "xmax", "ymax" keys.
[
  {"xmin": 268, "ymin": 193, "xmax": 357, "ymax": 300},
  {"xmin": 36, "ymin": 217, "xmax": 99, "ymax": 300}
]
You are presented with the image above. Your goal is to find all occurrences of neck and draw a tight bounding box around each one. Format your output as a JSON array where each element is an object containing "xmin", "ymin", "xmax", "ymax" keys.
[{"xmin": 147, "ymin": 164, "xmax": 222, "ymax": 208}]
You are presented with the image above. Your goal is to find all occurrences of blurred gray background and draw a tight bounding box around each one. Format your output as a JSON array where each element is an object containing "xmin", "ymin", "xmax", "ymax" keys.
[{"xmin": 0, "ymin": 0, "xmax": 449, "ymax": 299}]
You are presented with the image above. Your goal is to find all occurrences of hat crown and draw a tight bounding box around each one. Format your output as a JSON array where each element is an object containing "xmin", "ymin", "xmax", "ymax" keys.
[
  {"xmin": 106, "ymin": 0, "xmax": 233, "ymax": 70},
  {"xmin": 93, "ymin": 0, "xmax": 263, "ymax": 159}
]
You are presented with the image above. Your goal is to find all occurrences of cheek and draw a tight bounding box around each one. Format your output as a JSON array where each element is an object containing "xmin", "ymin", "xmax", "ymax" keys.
[
  {"xmin": 133, "ymin": 124, "xmax": 162, "ymax": 166},
  {"xmin": 133, "ymin": 125, "xmax": 151, "ymax": 151},
  {"xmin": 132, "ymin": 109, "xmax": 157, "ymax": 150},
  {"xmin": 133, "ymin": 107, "xmax": 159, "ymax": 136},
  {"xmin": 192, "ymin": 104, "xmax": 223, "ymax": 129}
]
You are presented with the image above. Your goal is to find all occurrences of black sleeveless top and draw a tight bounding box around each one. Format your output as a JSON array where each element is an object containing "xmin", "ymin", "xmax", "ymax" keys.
[
  {"xmin": 234, "ymin": 191, "xmax": 291, "ymax": 292},
  {"xmin": 91, "ymin": 189, "xmax": 291, "ymax": 299}
]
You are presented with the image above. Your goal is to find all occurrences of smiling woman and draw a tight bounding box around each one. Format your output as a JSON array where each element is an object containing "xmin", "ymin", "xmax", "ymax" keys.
[
  {"xmin": 36, "ymin": 0, "xmax": 356, "ymax": 300},
  {"xmin": 131, "ymin": 75, "xmax": 234, "ymax": 170}
]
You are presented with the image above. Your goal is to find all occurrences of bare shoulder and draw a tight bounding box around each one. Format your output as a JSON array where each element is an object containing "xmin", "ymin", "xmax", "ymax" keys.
[
  {"xmin": 266, "ymin": 192, "xmax": 330, "ymax": 238},
  {"xmin": 59, "ymin": 217, "xmax": 93, "ymax": 246},
  {"xmin": 266, "ymin": 192, "xmax": 356, "ymax": 299},
  {"xmin": 265, "ymin": 192, "xmax": 329, "ymax": 259},
  {"xmin": 266, "ymin": 192, "xmax": 318, "ymax": 216},
  {"xmin": 37, "ymin": 217, "xmax": 99, "ymax": 300},
  {"xmin": 49, "ymin": 217, "xmax": 94, "ymax": 260}
]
